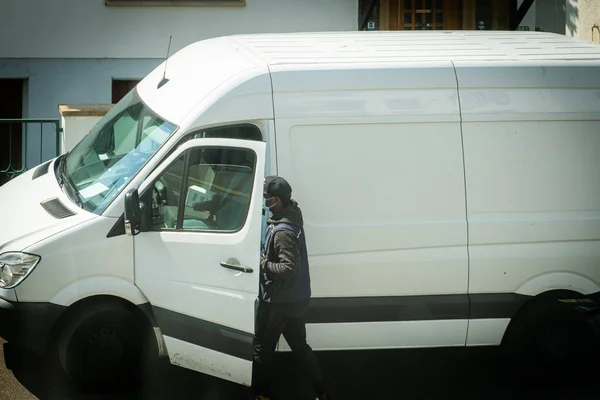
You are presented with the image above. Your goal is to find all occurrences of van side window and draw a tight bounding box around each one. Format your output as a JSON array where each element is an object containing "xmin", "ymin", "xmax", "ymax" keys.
[
  {"xmin": 154, "ymin": 125, "xmax": 262, "ymax": 175},
  {"xmin": 188, "ymin": 125, "xmax": 262, "ymax": 141},
  {"xmin": 145, "ymin": 147, "xmax": 256, "ymax": 232},
  {"xmin": 147, "ymin": 155, "xmax": 185, "ymax": 230}
]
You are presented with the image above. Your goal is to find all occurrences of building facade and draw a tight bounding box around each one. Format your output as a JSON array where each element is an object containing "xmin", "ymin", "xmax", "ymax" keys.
[
  {"xmin": 359, "ymin": 0, "xmax": 532, "ymax": 31},
  {"xmin": 0, "ymin": 0, "xmax": 358, "ymax": 177},
  {"xmin": 359, "ymin": 0, "xmax": 599, "ymax": 40},
  {"xmin": 1, "ymin": 0, "xmax": 599, "ymax": 181}
]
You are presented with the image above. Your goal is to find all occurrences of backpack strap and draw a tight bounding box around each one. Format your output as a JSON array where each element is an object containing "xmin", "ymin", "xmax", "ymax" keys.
[
  {"xmin": 262, "ymin": 222, "xmax": 302, "ymax": 258},
  {"xmin": 273, "ymin": 222, "xmax": 300, "ymax": 236}
]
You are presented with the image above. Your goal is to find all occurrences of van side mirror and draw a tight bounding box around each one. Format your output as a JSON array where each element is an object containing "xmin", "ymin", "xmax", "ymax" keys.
[{"xmin": 124, "ymin": 189, "xmax": 140, "ymax": 236}]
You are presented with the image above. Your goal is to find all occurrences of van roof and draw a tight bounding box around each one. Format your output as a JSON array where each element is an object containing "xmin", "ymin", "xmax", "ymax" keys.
[
  {"xmin": 228, "ymin": 31, "xmax": 600, "ymax": 64},
  {"xmin": 138, "ymin": 30, "xmax": 600, "ymax": 124}
]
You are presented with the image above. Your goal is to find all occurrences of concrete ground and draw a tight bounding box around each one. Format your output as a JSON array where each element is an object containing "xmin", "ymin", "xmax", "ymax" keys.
[{"xmin": 1, "ymin": 338, "xmax": 598, "ymax": 400}]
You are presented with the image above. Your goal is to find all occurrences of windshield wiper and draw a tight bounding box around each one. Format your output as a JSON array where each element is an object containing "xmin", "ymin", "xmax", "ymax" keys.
[{"xmin": 59, "ymin": 156, "xmax": 84, "ymax": 208}]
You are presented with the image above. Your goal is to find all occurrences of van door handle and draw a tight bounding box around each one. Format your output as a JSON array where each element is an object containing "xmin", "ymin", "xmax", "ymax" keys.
[{"xmin": 220, "ymin": 259, "xmax": 254, "ymax": 273}]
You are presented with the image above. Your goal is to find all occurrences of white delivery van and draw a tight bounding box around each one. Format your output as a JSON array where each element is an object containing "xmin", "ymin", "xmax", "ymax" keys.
[{"xmin": 1, "ymin": 31, "xmax": 599, "ymax": 389}]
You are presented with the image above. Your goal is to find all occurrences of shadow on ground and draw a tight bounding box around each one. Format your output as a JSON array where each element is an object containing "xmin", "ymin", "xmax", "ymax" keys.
[{"xmin": 4, "ymin": 343, "xmax": 598, "ymax": 400}]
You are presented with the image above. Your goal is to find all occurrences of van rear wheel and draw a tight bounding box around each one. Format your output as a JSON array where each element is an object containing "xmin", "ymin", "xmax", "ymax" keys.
[
  {"xmin": 56, "ymin": 302, "xmax": 144, "ymax": 391},
  {"xmin": 502, "ymin": 297, "xmax": 595, "ymax": 384}
]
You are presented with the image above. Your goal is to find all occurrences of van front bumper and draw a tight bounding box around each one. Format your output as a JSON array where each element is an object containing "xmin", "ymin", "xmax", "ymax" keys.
[{"xmin": 0, "ymin": 297, "xmax": 65, "ymax": 354}]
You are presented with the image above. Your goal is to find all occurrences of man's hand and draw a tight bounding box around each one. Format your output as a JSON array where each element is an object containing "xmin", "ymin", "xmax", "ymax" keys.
[
  {"xmin": 260, "ymin": 255, "xmax": 268, "ymax": 271},
  {"xmin": 192, "ymin": 200, "xmax": 211, "ymax": 211},
  {"xmin": 192, "ymin": 194, "xmax": 222, "ymax": 212},
  {"xmin": 261, "ymin": 230, "xmax": 299, "ymax": 280}
]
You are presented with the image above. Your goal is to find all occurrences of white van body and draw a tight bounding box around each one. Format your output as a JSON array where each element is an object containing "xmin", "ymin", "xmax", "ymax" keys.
[{"xmin": 1, "ymin": 31, "xmax": 599, "ymax": 387}]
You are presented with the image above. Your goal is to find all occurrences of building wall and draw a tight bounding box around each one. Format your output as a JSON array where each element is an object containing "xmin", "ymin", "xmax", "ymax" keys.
[
  {"xmin": 0, "ymin": 0, "xmax": 358, "ymax": 167},
  {"xmin": 566, "ymin": 0, "xmax": 600, "ymax": 42},
  {"xmin": 0, "ymin": 58, "xmax": 160, "ymax": 165},
  {"xmin": 0, "ymin": 0, "xmax": 358, "ymax": 59},
  {"xmin": 518, "ymin": 0, "xmax": 537, "ymax": 31},
  {"xmin": 536, "ymin": 0, "xmax": 566, "ymax": 34}
]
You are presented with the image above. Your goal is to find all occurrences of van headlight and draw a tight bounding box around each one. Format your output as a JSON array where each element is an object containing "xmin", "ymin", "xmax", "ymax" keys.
[{"xmin": 0, "ymin": 252, "xmax": 41, "ymax": 289}]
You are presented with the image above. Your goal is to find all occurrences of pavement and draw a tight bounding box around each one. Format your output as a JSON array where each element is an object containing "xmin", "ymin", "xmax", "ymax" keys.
[
  {"xmin": 1, "ymin": 338, "xmax": 598, "ymax": 400},
  {"xmin": 0, "ymin": 341, "xmax": 35, "ymax": 400}
]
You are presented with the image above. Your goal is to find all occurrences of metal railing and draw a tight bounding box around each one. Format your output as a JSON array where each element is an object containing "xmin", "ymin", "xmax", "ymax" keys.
[{"xmin": 0, "ymin": 119, "xmax": 62, "ymax": 185}]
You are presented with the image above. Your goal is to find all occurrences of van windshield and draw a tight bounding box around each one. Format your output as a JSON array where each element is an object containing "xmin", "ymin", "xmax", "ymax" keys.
[{"xmin": 60, "ymin": 89, "xmax": 177, "ymax": 214}]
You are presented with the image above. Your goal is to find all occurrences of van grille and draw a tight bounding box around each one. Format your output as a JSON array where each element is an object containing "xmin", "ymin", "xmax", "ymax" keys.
[
  {"xmin": 32, "ymin": 161, "xmax": 51, "ymax": 180},
  {"xmin": 40, "ymin": 198, "xmax": 76, "ymax": 219}
]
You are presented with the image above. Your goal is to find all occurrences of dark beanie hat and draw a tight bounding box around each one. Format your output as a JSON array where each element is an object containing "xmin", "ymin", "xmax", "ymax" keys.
[{"xmin": 264, "ymin": 176, "xmax": 292, "ymax": 201}]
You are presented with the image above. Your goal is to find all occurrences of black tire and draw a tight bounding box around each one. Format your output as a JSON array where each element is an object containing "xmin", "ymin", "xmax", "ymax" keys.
[
  {"xmin": 502, "ymin": 296, "xmax": 596, "ymax": 385},
  {"xmin": 56, "ymin": 302, "xmax": 145, "ymax": 392}
]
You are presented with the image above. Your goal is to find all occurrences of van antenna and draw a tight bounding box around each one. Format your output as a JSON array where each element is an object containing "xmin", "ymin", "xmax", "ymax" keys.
[{"xmin": 157, "ymin": 35, "xmax": 173, "ymax": 89}]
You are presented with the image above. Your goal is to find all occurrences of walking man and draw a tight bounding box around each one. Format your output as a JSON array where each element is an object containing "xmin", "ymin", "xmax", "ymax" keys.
[{"xmin": 251, "ymin": 176, "xmax": 328, "ymax": 400}]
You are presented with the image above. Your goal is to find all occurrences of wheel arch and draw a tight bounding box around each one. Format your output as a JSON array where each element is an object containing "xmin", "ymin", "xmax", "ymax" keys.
[
  {"xmin": 500, "ymin": 288, "xmax": 584, "ymax": 346},
  {"xmin": 48, "ymin": 276, "xmax": 149, "ymax": 307},
  {"xmin": 500, "ymin": 271, "xmax": 600, "ymax": 342},
  {"xmin": 515, "ymin": 272, "xmax": 600, "ymax": 298},
  {"xmin": 46, "ymin": 294, "xmax": 157, "ymax": 353}
]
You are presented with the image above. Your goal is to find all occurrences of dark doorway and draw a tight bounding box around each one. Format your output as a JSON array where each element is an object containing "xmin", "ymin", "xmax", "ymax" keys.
[
  {"xmin": 112, "ymin": 79, "xmax": 140, "ymax": 104},
  {"xmin": 0, "ymin": 79, "xmax": 25, "ymax": 185}
]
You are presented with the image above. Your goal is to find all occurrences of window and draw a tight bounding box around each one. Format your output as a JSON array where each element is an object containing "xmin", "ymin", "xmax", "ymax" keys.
[
  {"xmin": 152, "ymin": 124, "xmax": 261, "ymax": 177},
  {"xmin": 64, "ymin": 89, "xmax": 177, "ymax": 214},
  {"xmin": 112, "ymin": 80, "xmax": 140, "ymax": 104},
  {"xmin": 106, "ymin": 0, "xmax": 245, "ymax": 6},
  {"xmin": 144, "ymin": 146, "xmax": 256, "ymax": 232},
  {"xmin": 188, "ymin": 125, "xmax": 263, "ymax": 141},
  {"xmin": 476, "ymin": 0, "xmax": 493, "ymax": 31},
  {"xmin": 149, "ymin": 155, "xmax": 185, "ymax": 230},
  {"xmin": 402, "ymin": 0, "xmax": 445, "ymax": 30},
  {"xmin": 110, "ymin": 103, "xmax": 167, "ymax": 157}
]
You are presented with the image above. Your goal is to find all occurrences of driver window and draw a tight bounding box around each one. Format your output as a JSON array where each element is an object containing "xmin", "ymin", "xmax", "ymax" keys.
[
  {"xmin": 147, "ymin": 147, "xmax": 256, "ymax": 232},
  {"xmin": 189, "ymin": 125, "xmax": 262, "ymax": 141},
  {"xmin": 148, "ymin": 155, "xmax": 185, "ymax": 230}
]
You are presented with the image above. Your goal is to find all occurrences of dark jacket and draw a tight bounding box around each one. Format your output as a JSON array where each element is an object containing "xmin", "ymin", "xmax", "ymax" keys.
[{"xmin": 259, "ymin": 200, "xmax": 311, "ymax": 304}]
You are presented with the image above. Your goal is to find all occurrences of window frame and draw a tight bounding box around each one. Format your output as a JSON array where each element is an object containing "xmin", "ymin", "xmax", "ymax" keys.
[
  {"xmin": 148, "ymin": 122, "xmax": 263, "ymax": 177},
  {"xmin": 143, "ymin": 144, "xmax": 258, "ymax": 234}
]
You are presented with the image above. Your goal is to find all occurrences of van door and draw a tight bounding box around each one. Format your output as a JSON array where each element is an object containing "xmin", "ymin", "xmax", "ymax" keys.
[{"xmin": 133, "ymin": 138, "xmax": 265, "ymax": 386}]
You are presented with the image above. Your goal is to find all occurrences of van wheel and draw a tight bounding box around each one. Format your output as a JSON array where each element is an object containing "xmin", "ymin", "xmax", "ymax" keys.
[
  {"xmin": 502, "ymin": 297, "xmax": 595, "ymax": 384},
  {"xmin": 56, "ymin": 303, "xmax": 144, "ymax": 391}
]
